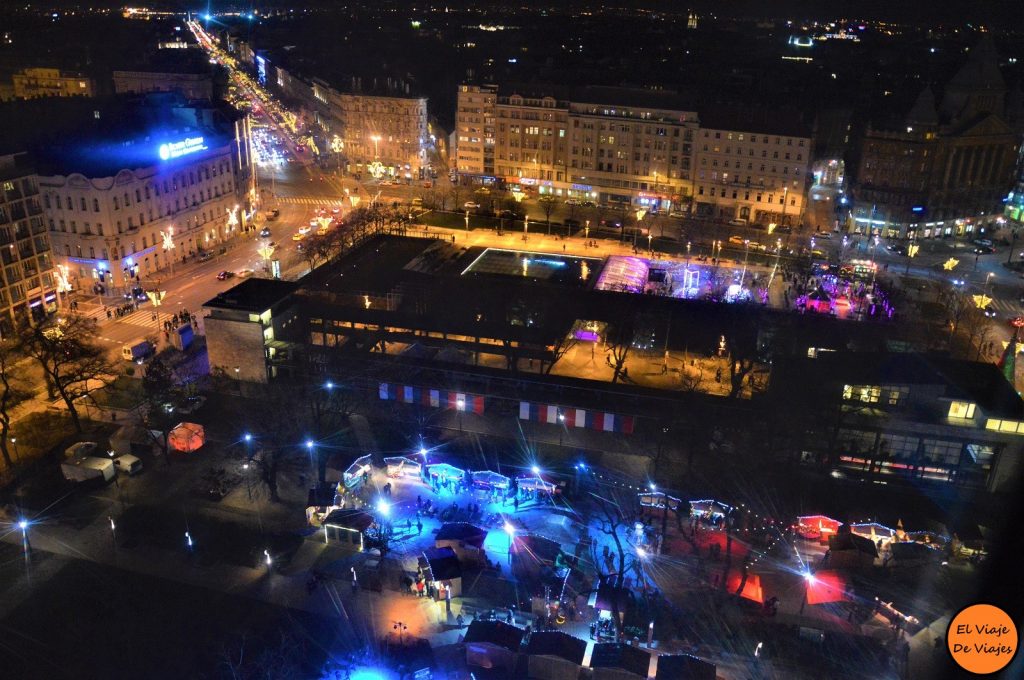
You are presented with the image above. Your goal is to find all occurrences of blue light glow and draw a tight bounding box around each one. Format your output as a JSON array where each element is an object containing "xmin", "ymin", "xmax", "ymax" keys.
[{"xmin": 158, "ymin": 136, "xmax": 207, "ymax": 161}]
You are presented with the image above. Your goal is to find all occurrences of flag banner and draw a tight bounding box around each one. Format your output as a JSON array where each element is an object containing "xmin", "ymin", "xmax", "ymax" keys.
[
  {"xmin": 378, "ymin": 383, "xmax": 486, "ymax": 414},
  {"xmin": 517, "ymin": 401, "xmax": 635, "ymax": 435}
]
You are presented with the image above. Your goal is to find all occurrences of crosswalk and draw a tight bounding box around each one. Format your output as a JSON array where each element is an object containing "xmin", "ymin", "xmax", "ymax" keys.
[
  {"xmin": 275, "ymin": 196, "xmax": 346, "ymax": 207},
  {"xmin": 986, "ymin": 298, "xmax": 1022, "ymax": 318}
]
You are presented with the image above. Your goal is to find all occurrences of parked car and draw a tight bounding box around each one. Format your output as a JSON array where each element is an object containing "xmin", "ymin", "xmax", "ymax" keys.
[
  {"xmin": 216, "ymin": 270, "xmax": 234, "ymax": 281},
  {"xmin": 728, "ymin": 235, "xmax": 746, "ymax": 245},
  {"xmin": 198, "ymin": 251, "xmax": 213, "ymax": 262},
  {"xmin": 463, "ymin": 201, "xmax": 480, "ymax": 210},
  {"xmin": 974, "ymin": 245, "xmax": 995, "ymax": 254},
  {"xmin": 259, "ymin": 227, "xmax": 272, "ymax": 238},
  {"xmin": 814, "ymin": 231, "xmax": 833, "ymax": 240},
  {"xmin": 775, "ymin": 225, "xmax": 793, "ymax": 234},
  {"xmin": 728, "ymin": 218, "xmax": 748, "ymax": 227}
]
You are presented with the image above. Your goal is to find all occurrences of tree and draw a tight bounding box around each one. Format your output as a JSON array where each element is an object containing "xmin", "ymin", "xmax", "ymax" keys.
[
  {"xmin": 604, "ymin": 315, "xmax": 637, "ymax": 384},
  {"xmin": 237, "ymin": 382, "xmax": 312, "ymax": 501},
  {"xmin": 544, "ymin": 321, "xmax": 582, "ymax": 374},
  {"xmin": 137, "ymin": 354, "xmax": 184, "ymax": 466},
  {"xmin": 0, "ymin": 341, "xmax": 32, "ymax": 469},
  {"xmin": 364, "ymin": 519, "xmax": 394, "ymax": 559},
  {"xmin": 538, "ymin": 195, "xmax": 557, "ymax": 235},
  {"xmin": 590, "ymin": 486, "xmax": 643, "ymax": 635},
  {"xmin": 19, "ymin": 315, "xmax": 114, "ymax": 432}
]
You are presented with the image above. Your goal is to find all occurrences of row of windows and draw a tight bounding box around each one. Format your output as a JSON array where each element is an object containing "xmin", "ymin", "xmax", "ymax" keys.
[
  {"xmin": 703, "ymin": 131, "xmax": 806, "ymax": 146},
  {"xmin": 46, "ymin": 182, "xmax": 234, "ymax": 236},
  {"xmin": 696, "ymin": 187, "xmax": 798, "ymax": 204},
  {"xmin": 700, "ymin": 150, "xmax": 802, "ymax": 161},
  {"xmin": 44, "ymin": 161, "xmax": 232, "ymax": 214}
]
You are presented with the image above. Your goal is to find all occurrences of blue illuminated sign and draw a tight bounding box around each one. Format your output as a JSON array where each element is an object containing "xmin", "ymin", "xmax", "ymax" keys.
[
  {"xmin": 159, "ymin": 136, "xmax": 207, "ymax": 161},
  {"xmin": 911, "ymin": 205, "xmax": 925, "ymax": 213}
]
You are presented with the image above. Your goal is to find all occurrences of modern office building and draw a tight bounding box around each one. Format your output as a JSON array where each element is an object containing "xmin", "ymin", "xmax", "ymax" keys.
[
  {"xmin": 11, "ymin": 67, "xmax": 95, "ymax": 100},
  {"xmin": 0, "ymin": 94, "xmax": 254, "ymax": 294},
  {"xmin": 848, "ymin": 37, "xmax": 1022, "ymax": 240},
  {"xmin": 769, "ymin": 352, "xmax": 1024, "ymax": 495},
  {"xmin": 692, "ymin": 110, "xmax": 812, "ymax": 226},
  {"xmin": 0, "ymin": 153, "xmax": 58, "ymax": 337}
]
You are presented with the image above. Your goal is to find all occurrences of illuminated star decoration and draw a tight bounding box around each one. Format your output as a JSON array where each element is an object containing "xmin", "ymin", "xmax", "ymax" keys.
[
  {"xmin": 942, "ymin": 258, "xmax": 959, "ymax": 271},
  {"xmin": 972, "ymin": 295, "xmax": 992, "ymax": 309}
]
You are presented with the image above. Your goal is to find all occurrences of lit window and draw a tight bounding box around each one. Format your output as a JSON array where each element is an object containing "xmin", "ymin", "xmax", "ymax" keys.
[{"xmin": 948, "ymin": 402, "xmax": 976, "ymax": 419}]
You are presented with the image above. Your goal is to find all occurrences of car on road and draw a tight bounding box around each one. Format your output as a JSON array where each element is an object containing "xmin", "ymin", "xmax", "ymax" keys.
[
  {"xmin": 813, "ymin": 231, "xmax": 833, "ymax": 240},
  {"xmin": 748, "ymin": 241, "xmax": 768, "ymax": 252},
  {"xmin": 298, "ymin": 225, "xmax": 311, "ymax": 235},
  {"xmin": 728, "ymin": 235, "xmax": 746, "ymax": 245},
  {"xmin": 984, "ymin": 308, "xmax": 997, "ymax": 318},
  {"xmin": 974, "ymin": 245, "xmax": 995, "ymax": 254},
  {"xmin": 775, "ymin": 225, "xmax": 793, "ymax": 234},
  {"xmin": 292, "ymin": 232, "xmax": 306, "ymax": 241},
  {"xmin": 887, "ymin": 243, "xmax": 908, "ymax": 256},
  {"xmin": 973, "ymin": 238, "xmax": 994, "ymax": 247},
  {"xmin": 463, "ymin": 201, "xmax": 481, "ymax": 210},
  {"xmin": 198, "ymin": 251, "xmax": 213, "ymax": 262},
  {"xmin": 332, "ymin": 207, "xmax": 341, "ymax": 214},
  {"xmin": 728, "ymin": 218, "xmax": 748, "ymax": 227},
  {"xmin": 216, "ymin": 270, "xmax": 234, "ymax": 281},
  {"xmin": 259, "ymin": 227, "xmax": 272, "ymax": 238},
  {"xmin": 236, "ymin": 269, "xmax": 255, "ymax": 278}
]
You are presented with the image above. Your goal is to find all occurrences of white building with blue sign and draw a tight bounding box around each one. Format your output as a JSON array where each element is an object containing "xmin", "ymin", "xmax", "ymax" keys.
[{"xmin": 26, "ymin": 95, "xmax": 254, "ymax": 294}]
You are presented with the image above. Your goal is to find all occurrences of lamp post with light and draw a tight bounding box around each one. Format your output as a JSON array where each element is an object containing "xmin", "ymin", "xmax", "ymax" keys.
[{"xmin": 371, "ymin": 135, "xmax": 381, "ymax": 159}]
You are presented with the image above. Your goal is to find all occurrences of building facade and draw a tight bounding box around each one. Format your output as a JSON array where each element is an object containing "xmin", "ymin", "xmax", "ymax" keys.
[
  {"xmin": 459, "ymin": 85, "xmax": 790, "ymax": 214},
  {"xmin": 33, "ymin": 101, "xmax": 254, "ymax": 294},
  {"xmin": 0, "ymin": 153, "xmax": 58, "ymax": 337},
  {"xmin": 113, "ymin": 70, "xmax": 214, "ymax": 101},
  {"xmin": 454, "ymin": 85, "xmax": 497, "ymax": 179},
  {"xmin": 692, "ymin": 124, "xmax": 811, "ymax": 225},
  {"xmin": 12, "ymin": 68, "xmax": 94, "ymax": 100},
  {"xmin": 848, "ymin": 38, "xmax": 1021, "ymax": 240}
]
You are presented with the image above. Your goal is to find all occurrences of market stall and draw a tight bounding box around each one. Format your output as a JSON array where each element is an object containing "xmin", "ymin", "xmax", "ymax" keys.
[
  {"xmin": 689, "ymin": 499, "xmax": 731, "ymax": 520},
  {"xmin": 343, "ymin": 454, "xmax": 373, "ymax": 489},
  {"xmin": 796, "ymin": 515, "xmax": 843, "ymax": 544},
  {"xmin": 517, "ymin": 473, "xmax": 557, "ymax": 495},
  {"xmin": 850, "ymin": 522, "xmax": 896, "ymax": 547},
  {"xmin": 472, "ymin": 470, "xmax": 511, "ymax": 491},
  {"xmin": 384, "ymin": 456, "xmax": 422, "ymax": 479},
  {"xmin": 426, "ymin": 463, "xmax": 467, "ymax": 491},
  {"xmin": 168, "ymin": 422, "xmax": 205, "ymax": 453}
]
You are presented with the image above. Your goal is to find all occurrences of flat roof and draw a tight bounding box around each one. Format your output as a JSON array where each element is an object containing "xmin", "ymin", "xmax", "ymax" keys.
[
  {"xmin": 0, "ymin": 94, "xmax": 240, "ymax": 175},
  {"xmin": 203, "ymin": 277, "xmax": 298, "ymax": 314}
]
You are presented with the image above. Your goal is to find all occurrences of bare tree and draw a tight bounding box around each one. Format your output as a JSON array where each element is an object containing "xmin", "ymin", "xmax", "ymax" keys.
[
  {"xmin": 604, "ymin": 315, "xmax": 638, "ymax": 384},
  {"xmin": 538, "ymin": 195, "xmax": 557, "ymax": 235},
  {"xmin": 589, "ymin": 486, "xmax": 644, "ymax": 635},
  {"xmin": 18, "ymin": 315, "xmax": 115, "ymax": 432},
  {"xmin": 544, "ymin": 321, "xmax": 582, "ymax": 374},
  {"xmin": 135, "ymin": 354, "xmax": 186, "ymax": 466},
  {"xmin": 0, "ymin": 341, "xmax": 32, "ymax": 469}
]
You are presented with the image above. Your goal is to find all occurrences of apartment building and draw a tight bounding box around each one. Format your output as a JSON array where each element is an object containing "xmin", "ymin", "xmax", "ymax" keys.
[
  {"xmin": 455, "ymin": 85, "xmax": 700, "ymax": 213},
  {"xmin": 454, "ymin": 84, "xmax": 497, "ymax": 179},
  {"xmin": 12, "ymin": 68, "xmax": 94, "ymax": 100},
  {"xmin": 692, "ymin": 112, "xmax": 812, "ymax": 226},
  {"xmin": 0, "ymin": 153, "xmax": 57, "ymax": 337}
]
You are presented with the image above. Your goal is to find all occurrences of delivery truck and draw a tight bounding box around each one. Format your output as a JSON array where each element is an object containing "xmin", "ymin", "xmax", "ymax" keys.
[
  {"xmin": 61, "ymin": 456, "xmax": 115, "ymax": 483},
  {"xmin": 122, "ymin": 339, "xmax": 153, "ymax": 362}
]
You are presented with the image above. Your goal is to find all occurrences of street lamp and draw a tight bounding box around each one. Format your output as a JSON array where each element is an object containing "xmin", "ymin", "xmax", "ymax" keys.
[
  {"xmin": 371, "ymin": 134, "xmax": 381, "ymax": 159},
  {"xmin": 465, "ymin": 209, "xmax": 470, "ymax": 232},
  {"xmin": 524, "ymin": 214, "xmax": 529, "ymax": 242},
  {"xmin": 585, "ymin": 220, "xmax": 590, "ymax": 243},
  {"xmin": 648, "ymin": 233, "xmax": 653, "ymax": 255},
  {"xmin": 393, "ymin": 622, "xmax": 408, "ymax": 646},
  {"xmin": 376, "ymin": 499, "xmax": 392, "ymax": 517},
  {"xmin": 264, "ymin": 548, "xmax": 273, "ymax": 568},
  {"xmin": 456, "ymin": 397, "xmax": 466, "ymax": 431},
  {"xmin": 504, "ymin": 521, "xmax": 516, "ymax": 562}
]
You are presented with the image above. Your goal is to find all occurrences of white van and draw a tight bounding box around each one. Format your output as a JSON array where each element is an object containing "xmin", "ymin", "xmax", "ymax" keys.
[{"xmin": 113, "ymin": 454, "xmax": 143, "ymax": 476}]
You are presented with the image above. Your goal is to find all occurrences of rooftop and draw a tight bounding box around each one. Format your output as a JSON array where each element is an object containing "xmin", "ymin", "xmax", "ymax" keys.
[
  {"xmin": 204, "ymin": 277, "xmax": 298, "ymax": 315},
  {"xmin": 770, "ymin": 352, "xmax": 1024, "ymax": 419},
  {"xmin": 0, "ymin": 93, "xmax": 241, "ymax": 176}
]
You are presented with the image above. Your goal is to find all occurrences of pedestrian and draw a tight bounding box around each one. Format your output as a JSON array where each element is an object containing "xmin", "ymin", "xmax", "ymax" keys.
[
  {"xmin": 514, "ymin": 497, "xmax": 519, "ymax": 512},
  {"xmin": 417, "ymin": 519, "xmax": 423, "ymax": 534}
]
